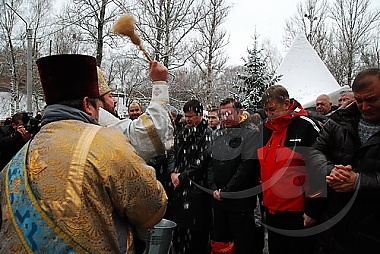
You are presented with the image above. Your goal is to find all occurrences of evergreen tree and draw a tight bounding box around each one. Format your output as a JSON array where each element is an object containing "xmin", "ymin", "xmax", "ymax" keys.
[{"xmin": 236, "ymin": 35, "xmax": 281, "ymax": 110}]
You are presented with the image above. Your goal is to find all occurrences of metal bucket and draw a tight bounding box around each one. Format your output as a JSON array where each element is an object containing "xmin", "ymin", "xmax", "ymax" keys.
[{"xmin": 137, "ymin": 219, "xmax": 177, "ymax": 254}]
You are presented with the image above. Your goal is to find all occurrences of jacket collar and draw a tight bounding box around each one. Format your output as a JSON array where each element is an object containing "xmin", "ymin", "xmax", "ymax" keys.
[{"xmin": 264, "ymin": 99, "xmax": 308, "ymax": 132}]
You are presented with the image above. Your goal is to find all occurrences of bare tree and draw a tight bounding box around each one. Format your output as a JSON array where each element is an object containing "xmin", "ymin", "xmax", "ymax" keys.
[
  {"xmin": 283, "ymin": 0, "xmax": 330, "ymax": 61},
  {"xmin": 109, "ymin": 54, "xmax": 148, "ymax": 114},
  {"xmin": 28, "ymin": 0, "xmax": 54, "ymax": 112},
  {"xmin": 329, "ymin": 0, "xmax": 380, "ymax": 86},
  {"xmin": 261, "ymin": 38, "xmax": 283, "ymax": 74},
  {"xmin": 189, "ymin": 0, "xmax": 231, "ymax": 107},
  {"xmin": 0, "ymin": 0, "xmax": 24, "ymax": 114},
  {"xmin": 214, "ymin": 65, "xmax": 243, "ymax": 103},
  {"xmin": 169, "ymin": 67, "xmax": 204, "ymax": 107},
  {"xmin": 56, "ymin": 0, "xmax": 130, "ymax": 66},
  {"xmin": 360, "ymin": 32, "xmax": 380, "ymax": 67},
  {"xmin": 0, "ymin": 0, "xmax": 53, "ymax": 115},
  {"xmin": 48, "ymin": 27, "xmax": 86, "ymax": 54},
  {"xmin": 128, "ymin": 0, "xmax": 207, "ymax": 69},
  {"xmin": 324, "ymin": 32, "xmax": 346, "ymax": 85}
]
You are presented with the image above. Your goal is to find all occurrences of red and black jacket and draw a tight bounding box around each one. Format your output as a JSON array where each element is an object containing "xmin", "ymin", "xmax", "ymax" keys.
[{"xmin": 257, "ymin": 99, "xmax": 322, "ymax": 217}]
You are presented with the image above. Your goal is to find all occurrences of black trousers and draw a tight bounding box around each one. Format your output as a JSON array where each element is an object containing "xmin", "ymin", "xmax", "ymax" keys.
[
  {"xmin": 266, "ymin": 210, "xmax": 312, "ymax": 254},
  {"xmin": 212, "ymin": 208, "xmax": 258, "ymax": 254}
]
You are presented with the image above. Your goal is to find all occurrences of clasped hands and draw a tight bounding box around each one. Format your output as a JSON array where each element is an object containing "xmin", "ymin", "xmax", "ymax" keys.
[
  {"xmin": 304, "ymin": 165, "xmax": 357, "ymax": 227},
  {"xmin": 326, "ymin": 164, "xmax": 357, "ymax": 193}
]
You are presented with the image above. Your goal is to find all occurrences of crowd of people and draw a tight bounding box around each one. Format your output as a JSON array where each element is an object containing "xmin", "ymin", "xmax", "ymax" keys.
[{"xmin": 0, "ymin": 53, "xmax": 379, "ymax": 254}]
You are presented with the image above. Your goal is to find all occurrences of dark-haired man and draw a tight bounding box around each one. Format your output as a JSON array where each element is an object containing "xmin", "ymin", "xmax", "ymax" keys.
[
  {"xmin": 309, "ymin": 68, "xmax": 380, "ymax": 253},
  {"xmin": 208, "ymin": 97, "xmax": 261, "ymax": 254},
  {"xmin": 207, "ymin": 106, "xmax": 221, "ymax": 130},
  {"xmin": 258, "ymin": 85, "xmax": 323, "ymax": 254},
  {"xmin": 169, "ymin": 99, "xmax": 212, "ymax": 254}
]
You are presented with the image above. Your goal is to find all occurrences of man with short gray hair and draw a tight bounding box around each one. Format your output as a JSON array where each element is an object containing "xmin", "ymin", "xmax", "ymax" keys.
[
  {"xmin": 337, "ymin": 90, "xmax": 355, "ymax": 108},
  {"xmin": 315, "ymin": 94, "xmax": 334, "ymax": 116}
]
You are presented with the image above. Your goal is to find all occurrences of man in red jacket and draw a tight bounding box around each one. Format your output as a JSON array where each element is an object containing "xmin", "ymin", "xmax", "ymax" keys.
[{"xmin": 258, "ymin": 85, "xmax": 325, "ymax": 254}]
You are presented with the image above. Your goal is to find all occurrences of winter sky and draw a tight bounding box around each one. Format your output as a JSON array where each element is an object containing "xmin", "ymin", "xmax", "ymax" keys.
[
  {"xmin": 52, "ymin": 0, "xmax": 379, "ymax": 67},
  {"xmin": 224, "ymin": 0, "xmax": 302, "ymax": 66},
  {"xmin": 224, "ymin": 0, "xmax": 380, "ymax": 66},
  {"xmin": 51, "ymin": 0, "xmax": 301, "ymax": 66}
]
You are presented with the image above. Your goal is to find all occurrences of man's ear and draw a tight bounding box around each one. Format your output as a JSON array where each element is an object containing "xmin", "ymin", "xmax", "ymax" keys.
[
  {"xmin": 98, "ymin": 98, "xmax": 104, "ymax": 109},
  {"xmin": 284, "ymin": 99, "xmax": 291, "ymax": 109},
  {"xmin": 82, "ymin": 97, "xmax": 93, "ymax": 115}
]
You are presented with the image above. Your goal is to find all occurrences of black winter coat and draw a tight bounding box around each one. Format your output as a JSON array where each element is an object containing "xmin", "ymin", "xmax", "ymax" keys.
[
  {"xmin": 309, "ymin": 103, "xmax": 380, "ymax": 254},
  {"xmin": 208, "ymin": 119, "xmax": 261, "ymax": 212},
  {"xmin": 168, "ymin": 119, "xmax": 213, "ymax": 231}
]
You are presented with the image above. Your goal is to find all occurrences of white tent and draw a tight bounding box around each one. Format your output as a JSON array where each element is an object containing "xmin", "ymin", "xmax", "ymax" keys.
[{"xmin": 275, "ymin": 33, "xmax": 342, "ymax": 108}]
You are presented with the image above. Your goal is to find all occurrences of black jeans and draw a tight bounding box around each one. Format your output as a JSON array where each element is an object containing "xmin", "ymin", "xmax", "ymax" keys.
[
  {"xmin": 266, "ymin": 210, "xmax": 312, "ymax": 254},
  {"xmin": 212, "ymin": 208, "xmax": 258, "ymax": 254}
]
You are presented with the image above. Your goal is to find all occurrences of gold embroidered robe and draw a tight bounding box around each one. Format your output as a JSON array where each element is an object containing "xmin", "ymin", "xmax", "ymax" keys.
[{"xmin": 0, "ymin": 120, "xmax": 167, "ymax": 253}]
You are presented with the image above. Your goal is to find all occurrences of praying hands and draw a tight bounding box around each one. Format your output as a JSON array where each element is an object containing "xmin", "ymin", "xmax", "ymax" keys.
[{"xmin": 326, "ymin": 164, "xmax": 358, "ymax": 192}]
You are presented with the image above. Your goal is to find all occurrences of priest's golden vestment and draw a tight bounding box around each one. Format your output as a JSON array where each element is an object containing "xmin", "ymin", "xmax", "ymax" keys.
[{"xmin": 0, "ymin": 120, "xmax": 167, "ymax": 253}]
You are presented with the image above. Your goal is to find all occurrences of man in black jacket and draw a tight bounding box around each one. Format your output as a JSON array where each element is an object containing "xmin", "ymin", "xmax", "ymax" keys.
[
  {"xmin": 208, "ymin": 97, "xmax": 261, "ymax": 254},
  {"xmin": 169, "ymin": 99, "xmax": 212, "ymax": 254},
  {"xmin": 308, "ymin": 68, "xmax": 380, "ymax": 254}
]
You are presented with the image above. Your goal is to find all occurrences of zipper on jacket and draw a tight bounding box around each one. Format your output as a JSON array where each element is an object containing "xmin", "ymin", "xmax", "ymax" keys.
[
  {"xmin": 274, "ymin": 137, "xmax": 283, "ymax": 162},
  {"xmin": 264, "ymin": 138, "xmax": 273, "ymax": 160}
]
